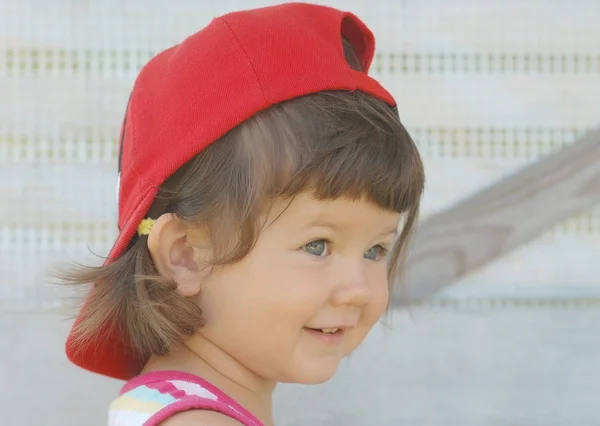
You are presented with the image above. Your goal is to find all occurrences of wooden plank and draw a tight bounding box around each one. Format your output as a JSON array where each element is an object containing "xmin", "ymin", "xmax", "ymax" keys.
[{"xmin": 396, "ymin": 128, "xmax": 600, "ymax": 304}]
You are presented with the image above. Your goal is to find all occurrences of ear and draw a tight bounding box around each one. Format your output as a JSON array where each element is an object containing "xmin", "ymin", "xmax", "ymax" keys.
[{"xmin": 146, "ymin": 213, "xmax": 206, "ymax": 297}]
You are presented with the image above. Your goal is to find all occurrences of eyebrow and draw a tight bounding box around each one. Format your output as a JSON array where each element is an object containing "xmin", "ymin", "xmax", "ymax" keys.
[
  {"xmin": 378, "ymin": 228, "xmax": 399, "ymax": 237},
  {"xmin": 303, "ymin": 220, "xmax": 398, "ymax": 238},
  {"xmin": 303, "ymin": 218, "xmax": 340, "ymax": 231}
]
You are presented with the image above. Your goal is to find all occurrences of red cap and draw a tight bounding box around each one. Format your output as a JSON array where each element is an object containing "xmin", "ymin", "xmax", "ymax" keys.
[{"xmin": 66, "ymin": 2, "xmax": 396, "ymax": 380}]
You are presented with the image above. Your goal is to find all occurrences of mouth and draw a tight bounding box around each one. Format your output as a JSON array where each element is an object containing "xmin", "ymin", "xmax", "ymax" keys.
[
  {"xmin": 306, "ymin": 327, "xmax": 341, "ymax": 334},
  {"xmin": 303, "ymin": 326, "xmax": 345, "ymax": 345}
]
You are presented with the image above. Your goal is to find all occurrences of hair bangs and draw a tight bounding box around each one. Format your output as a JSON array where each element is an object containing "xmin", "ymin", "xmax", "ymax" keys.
[{"xmin": 241, "ymin": 90, "xmax": 425, "ymax": 215}]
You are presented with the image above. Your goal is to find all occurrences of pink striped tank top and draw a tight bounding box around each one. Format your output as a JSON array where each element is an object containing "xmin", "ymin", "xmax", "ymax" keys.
[{"xmin": 108, "ymin": 370, "xmax": 264, "ymax": 426}]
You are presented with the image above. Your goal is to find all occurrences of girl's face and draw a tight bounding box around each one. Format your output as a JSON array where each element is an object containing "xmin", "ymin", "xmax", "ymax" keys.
[{"xmin": 195, "ymin": 191, "xmax": 400, "ymax": 384}]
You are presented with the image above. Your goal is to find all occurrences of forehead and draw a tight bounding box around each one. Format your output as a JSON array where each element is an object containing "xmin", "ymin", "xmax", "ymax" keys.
[{"xmin": 267, "ymin": 191, "xmax": 402, "ymax": 233}]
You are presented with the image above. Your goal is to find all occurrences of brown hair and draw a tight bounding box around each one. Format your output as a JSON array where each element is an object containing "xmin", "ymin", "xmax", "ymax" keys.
[{"xmin": 60, "ymin": 39, "xmax": 425, "ymax": 365}]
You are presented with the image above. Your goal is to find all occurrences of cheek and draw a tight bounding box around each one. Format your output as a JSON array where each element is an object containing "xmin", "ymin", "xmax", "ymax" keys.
[
  {"xmin": 344, "ymin": 281, "xmax": 388, "ymax": 354},
  {"xmin": 356, "ymin": 274, "xmax": 390, "ymax": 328},
  {"xmin": 368, "ymin": 278, "xmax": 390, "ymax": 321},
  {"xmin": 201, "ymin": 254, "xmax": 330, "ymax": 327},
  {"xmin": 256, "ymin": 249, "xmax": 331, "ymax": 298},
  {"xmin": 378, "ymin": 277, "xmax": 391, "ymax": 310}
]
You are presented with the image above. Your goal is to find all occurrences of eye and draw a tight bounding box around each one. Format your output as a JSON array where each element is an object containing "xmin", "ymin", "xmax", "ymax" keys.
[
  {"xmin": 302, "ymin": 240, "xmax": 331, "ymax": 257},
  {"xmin": 364, "ymin": 245, "xmax": 389, "ymax": 261}
]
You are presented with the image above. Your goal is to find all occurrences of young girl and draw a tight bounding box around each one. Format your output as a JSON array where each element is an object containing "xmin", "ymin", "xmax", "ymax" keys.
[{"xmin": 61, "ymin": 3, "xmax": 425, "ymax": 425}]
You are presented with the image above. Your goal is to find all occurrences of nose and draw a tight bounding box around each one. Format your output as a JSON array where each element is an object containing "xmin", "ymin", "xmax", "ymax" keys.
[{"xmin": 330, "ymin": 258, "xmax": 373, "ymax": 307}]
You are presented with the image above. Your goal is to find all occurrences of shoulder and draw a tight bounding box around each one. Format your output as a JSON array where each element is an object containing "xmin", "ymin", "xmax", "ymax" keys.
[
  {"xmin": 110, "ymin": 371, "xmax": 258, "ymax": 426},
  {"xmin": 158, "ymin": 409, "xmax": 245, "ymax": 426}
]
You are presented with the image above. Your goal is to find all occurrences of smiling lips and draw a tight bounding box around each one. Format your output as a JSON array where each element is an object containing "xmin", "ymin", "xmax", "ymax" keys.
[{"xmin": 304, "ymin": 326, "xmax": 348, "ymax": 345}]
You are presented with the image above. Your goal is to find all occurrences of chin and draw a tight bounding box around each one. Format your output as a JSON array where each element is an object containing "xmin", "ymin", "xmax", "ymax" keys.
[{"xmin": 282, "ymin": 360, "xmax": 341, "ymax": 385}]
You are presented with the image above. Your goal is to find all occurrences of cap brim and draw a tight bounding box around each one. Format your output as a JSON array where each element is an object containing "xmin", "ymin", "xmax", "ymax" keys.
[
  {"xmin": 65, "ymin": 188, "xmax": 158, "ymax": 380},
  {"xmin": 350, "ymin": 69, "xmax": 396, "ymax": 107}
]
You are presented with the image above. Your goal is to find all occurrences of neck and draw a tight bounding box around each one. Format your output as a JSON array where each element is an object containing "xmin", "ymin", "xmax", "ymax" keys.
[{"xmin": 143, "ymin": 334, "xmax": 276, "ymax": 426}]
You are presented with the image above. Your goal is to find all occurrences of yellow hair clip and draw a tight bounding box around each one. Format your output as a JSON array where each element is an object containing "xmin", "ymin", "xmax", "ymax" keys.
[{"xmin": 137, "ymin": 218, "xmax": 155, "ymax": 236}]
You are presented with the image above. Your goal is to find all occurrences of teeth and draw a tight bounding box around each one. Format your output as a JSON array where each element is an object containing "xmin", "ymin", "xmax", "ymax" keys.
[{"xmin": 321, "ymin": 328, "xmax": 339, "ymax": 334}]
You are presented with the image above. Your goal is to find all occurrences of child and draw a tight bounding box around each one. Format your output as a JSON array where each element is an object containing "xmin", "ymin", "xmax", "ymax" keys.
[{"xmin": 61, "ymin": 3, "xmax": 425, "ymax": 425}]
